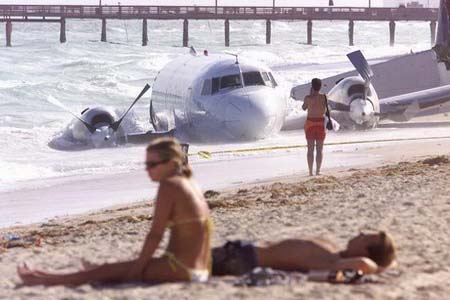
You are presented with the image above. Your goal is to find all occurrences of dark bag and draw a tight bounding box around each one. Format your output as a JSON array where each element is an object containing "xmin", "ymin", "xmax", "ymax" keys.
[{"xmin": 324, "ymin": 95, "xmax": 333, "ymax": 130}]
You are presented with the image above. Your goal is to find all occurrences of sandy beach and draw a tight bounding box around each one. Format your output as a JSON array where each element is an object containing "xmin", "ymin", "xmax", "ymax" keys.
[{"xmin": 1, "ymin": 138, "xmax": 450, "ymax": 299}]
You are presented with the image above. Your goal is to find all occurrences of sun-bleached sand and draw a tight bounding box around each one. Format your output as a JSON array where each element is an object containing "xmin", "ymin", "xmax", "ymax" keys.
[{"xmin": 1, "ymin": 138, "xmax": 450, "ymax": 299}]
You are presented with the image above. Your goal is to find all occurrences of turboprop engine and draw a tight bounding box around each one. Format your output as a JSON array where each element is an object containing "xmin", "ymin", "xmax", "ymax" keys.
[
  {"xmin": 71, "ymin": 106, "xmax": 124, "ymax": 148},
  {"xmin": 326, "ymin": 76, "xmax": 380, "ymax": 129},
  {"xmin": 326, "ymin": 51, "xmax": 381, "ymax": 129},
  {"xmin": 48, "ymin": 84, "xmax": 150, "ymax": 149}
]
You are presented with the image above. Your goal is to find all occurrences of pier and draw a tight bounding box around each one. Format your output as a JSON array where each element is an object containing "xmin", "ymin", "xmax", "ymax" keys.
[{"xmin": 0, "ymin": 5, "xmax": 439, "ymax": 47}]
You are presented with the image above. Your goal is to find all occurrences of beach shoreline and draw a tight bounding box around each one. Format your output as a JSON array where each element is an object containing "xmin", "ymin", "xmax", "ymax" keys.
[{"xmin": 2, "ymin": 135, "xmax": 450, "ymax": 229}]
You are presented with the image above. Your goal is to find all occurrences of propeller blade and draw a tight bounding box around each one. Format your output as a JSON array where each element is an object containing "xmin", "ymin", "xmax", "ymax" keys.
[
  {"xmin": 347, "ymin": 50, "xmax": 374, "ymax": 83},
  {"xmin": 328, "ymin": 99, "xmax": 350, "ymax": 112},
  {"xmin": 110, "ymin": 84, "xmax": 151, "ymax": 132},
  {"xmin": 149, "ymin": 99, "xmax": 157, "ymax": 130},
  {"xmin": 47, "ymin": 96, "xmax": 97, "ymax": 133}
]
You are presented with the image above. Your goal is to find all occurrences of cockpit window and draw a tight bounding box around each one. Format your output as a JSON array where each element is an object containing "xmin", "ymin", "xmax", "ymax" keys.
[
  {"xmin": 201, "ymin": 79, "xmax": 211, "ymax": 96},
  {"xmin": 212, "ymin": 77, "xmax": 220, "ymax": 94},
  {"xmin": 261, "ymin": 72, "xmax": 270, "ymax": 82},
  {"xmin": 243, "ymin": 71, "xmax": 265, "ymax": 86},
  {"xmin": 268, "ymin": 72, "xmax": 278, "ymax": 88},
  {"xmin": 220, "ymin": 74, "xmax": 242, "ymax": 89}
]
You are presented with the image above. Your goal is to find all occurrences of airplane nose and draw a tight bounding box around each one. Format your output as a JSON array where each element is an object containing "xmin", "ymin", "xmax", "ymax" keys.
[{"xmin": 222, "ymin": 91, "xmax": 279, "ymax": 139}]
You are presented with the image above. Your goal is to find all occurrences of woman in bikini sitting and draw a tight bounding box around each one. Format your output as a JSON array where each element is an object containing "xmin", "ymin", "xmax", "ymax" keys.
[
  {"xmin": 18, "ymin": 137, "xmax": 212, "ymax": 285},
  {"xmin": 302, "ymin": 78, "xmax": 327, "ymax": 176}
]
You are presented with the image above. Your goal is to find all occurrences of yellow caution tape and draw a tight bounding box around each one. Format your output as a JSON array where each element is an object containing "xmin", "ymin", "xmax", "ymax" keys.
[
  {"xmin": 190, "ymin": 135, "xmax": 450, "ymax": 159},
  {"xmin": 197, "ymin": 151, "xmax": 212, "ymax": 159}
]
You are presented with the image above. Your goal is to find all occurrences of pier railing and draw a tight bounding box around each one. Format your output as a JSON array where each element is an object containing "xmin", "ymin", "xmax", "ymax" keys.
[
  {"xmin": 0, "ymin": 5, "xmax": 438, "ymax": 21},
  {"xmin": 0, "ymin": 5, "xmax": 439, "ymax": 47}
]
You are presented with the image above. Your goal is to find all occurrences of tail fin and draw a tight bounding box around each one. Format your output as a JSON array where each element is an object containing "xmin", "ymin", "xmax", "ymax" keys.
[{"xmin": 436, "ymin": 0, "xmax": 450, "ymax": 47}]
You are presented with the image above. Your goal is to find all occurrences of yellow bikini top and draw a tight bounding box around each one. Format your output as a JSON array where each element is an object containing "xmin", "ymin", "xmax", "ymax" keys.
[
  {"xmin": 165, "ymin": 216, "xmax": 214, "ymax": 276},
  {"xmin": 167, "ymin": 216, "xmax": 214, "ymax": 231}
]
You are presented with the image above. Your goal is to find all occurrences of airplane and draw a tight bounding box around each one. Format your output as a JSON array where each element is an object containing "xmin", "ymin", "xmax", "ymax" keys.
[
  {"xmin": 48, "ymin": 49, "xmax": 290, "ymax": 149},
  {"xmin": 149, "ymin": 49, "xmax": 289, "ymax": 141},
  {"xmin": 49, "ymin": 0, "xmax": 450, "ymax": 149},
  {"xmin": 290, "ymin": 0, "xmax": 450, "ymax": 129}
]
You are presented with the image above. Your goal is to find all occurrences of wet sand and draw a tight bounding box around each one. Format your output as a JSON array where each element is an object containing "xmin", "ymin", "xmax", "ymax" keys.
[{"xmin": 1, "ymin": 140, "xmax": 450, "ymax": 299}]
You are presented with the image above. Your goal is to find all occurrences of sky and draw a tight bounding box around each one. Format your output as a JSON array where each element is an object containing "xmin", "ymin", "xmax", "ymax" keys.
[{"xmin": 0, "ymin": 1, "xmax": 441, "ymax": 8}]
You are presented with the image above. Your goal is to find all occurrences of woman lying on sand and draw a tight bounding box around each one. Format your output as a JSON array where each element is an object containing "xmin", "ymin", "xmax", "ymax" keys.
[
  {"xmin": 213, "ymin": 231, "xmax": 396, "ymax": 276},
  {"xmin": 18, "ymin": 138, "xmax": 212, "ymax": 286}
]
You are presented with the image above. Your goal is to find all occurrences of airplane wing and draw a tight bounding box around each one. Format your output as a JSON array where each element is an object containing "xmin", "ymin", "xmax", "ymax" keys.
[
  {"xmin": 119, "ymin": 129, "xmax": 176, "ymax": 144},
  {"xmin": 291, "ymin": 50, "xmax": 443, "ymax": 101},
  {"xmin": 379, "ymin": 85, "xmax": 450, "ymax": 121}
]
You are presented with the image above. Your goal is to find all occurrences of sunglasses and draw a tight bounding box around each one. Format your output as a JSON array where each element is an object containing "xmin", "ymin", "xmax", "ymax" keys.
[{"xmin": 145, "ymin": 159, "xmax": 169, "ymax": 169}]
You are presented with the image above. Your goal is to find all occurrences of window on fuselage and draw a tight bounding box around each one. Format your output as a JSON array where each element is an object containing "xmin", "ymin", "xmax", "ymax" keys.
[
  {"xmin": 243, "ymin": 71, "xmax": 265, "ymax": 86},
  {"xmin": 220, "ymin": 74, "xmax": 242, "ymax": 89}
]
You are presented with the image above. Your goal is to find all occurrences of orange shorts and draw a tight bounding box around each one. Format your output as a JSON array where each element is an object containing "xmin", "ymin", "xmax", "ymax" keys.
[{"xmin": 304, "ymin": 117, "xmax": 326, "ymax": 141}]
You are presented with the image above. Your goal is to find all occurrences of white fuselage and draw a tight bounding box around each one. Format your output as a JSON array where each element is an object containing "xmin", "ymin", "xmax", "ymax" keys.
[{"xmin": 150, "ymin": 54, "xmax": 288, "ymax": 141}]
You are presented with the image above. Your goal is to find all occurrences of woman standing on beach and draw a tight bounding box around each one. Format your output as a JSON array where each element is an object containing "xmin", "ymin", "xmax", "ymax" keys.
[
  {"xmin": 18, "ymin": 138, "xmax": 212, "ymax": 285},
  {"xmin": 302, "ymin": 78, "xmax": 327, "ymax": 176}
]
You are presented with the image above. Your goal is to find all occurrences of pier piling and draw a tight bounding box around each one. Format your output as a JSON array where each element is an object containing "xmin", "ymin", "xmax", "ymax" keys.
[
  {"xmin": 101, "ymin": 18, "xmax": 107, "ymax": 42},
  {"xmin": 183, "ymin": 19, "xmax": 189, "ymax": 47},
  {"xmin": 389, "ymin": 20, "xmax": 396, "ymax": 46},
  {"xmin": 60, "ymin": 18, "xmax": 66, "ymax": 43},
  {"xmin": 6, "ymin": 21, "xmax": 12, "ymax": 47},
  {"xmin": 307, "ymin": 20, "xmax": 313, "ymax": 45},
  {"xmin": 430, "ymin": 20, "xmax": 437, "ymax": 45},
  {"xmin": 266, "ymin": 19, "xmax": 271, "ymax": 44},
  {"xmin": 348, "ymin": 20, "xmax": 354, "ymax": 46},
  {"xmin": 142, "ymin": 18, "xmax": 148, "ymax": 46},
  {"xmin": 225, "ymin": 19, "xmax": 230, "ymax": 47}
]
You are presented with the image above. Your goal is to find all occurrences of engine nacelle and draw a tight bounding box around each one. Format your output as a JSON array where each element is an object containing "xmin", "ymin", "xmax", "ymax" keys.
[
  {"xmin": 72, "ymin": 106, "xmax": 124, "ymax": 148},
  {"xmin": 327, "ymin": 76, "xmax": 380, "ymax": 129}
]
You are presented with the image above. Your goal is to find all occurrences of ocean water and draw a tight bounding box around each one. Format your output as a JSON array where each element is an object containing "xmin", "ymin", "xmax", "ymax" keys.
[{"xmin": 0, "ymin": 18, "xmax": 432, "ymax": 192}]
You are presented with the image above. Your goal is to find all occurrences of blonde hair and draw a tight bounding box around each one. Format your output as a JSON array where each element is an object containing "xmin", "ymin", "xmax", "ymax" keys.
[{"xmin": 146, "ymin": 137, "xmax": 192, "ymax": 178}]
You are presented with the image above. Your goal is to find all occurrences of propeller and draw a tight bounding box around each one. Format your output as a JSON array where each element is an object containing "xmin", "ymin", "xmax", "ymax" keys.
[
  {"xmin": 347, "ymin": 50, "xmax": 373, "ymax": 101},
  {"xmin": 110, "ymin": 83, "xmax": 151, "ymax": 132},
  {"xmin": 47, "ymin": 95, "xmax": 97, "ymax": 133},
  {"xmin": 347, "ymin": 50, "xmax": 374, "ymax": 83}
]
